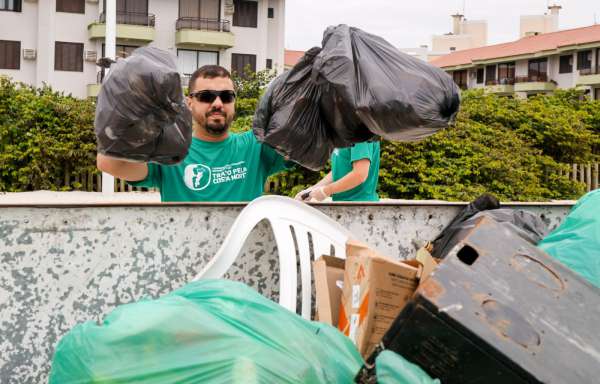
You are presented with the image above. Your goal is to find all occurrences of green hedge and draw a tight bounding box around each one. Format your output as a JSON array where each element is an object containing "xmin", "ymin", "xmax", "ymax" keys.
[
  {"xmin": 0, "ymin": 76, "xmax": 96, "ymax": 191},
  {"xmin": 0, "ymin": 74, "xmax": 596, "ymax": 201}
]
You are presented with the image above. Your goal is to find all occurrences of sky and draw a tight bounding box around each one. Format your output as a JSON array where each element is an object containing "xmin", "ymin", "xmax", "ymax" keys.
[{"xmin": 284, "ymin": 0, "xmax": 600, "ymax": 51}]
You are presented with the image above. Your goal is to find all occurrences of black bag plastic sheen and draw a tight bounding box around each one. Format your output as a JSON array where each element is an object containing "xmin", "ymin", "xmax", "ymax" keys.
[
  {"xmin": 254, "ymin": 25, "xmax": 460, "ymax": 170},
  {"xmin": 95, "ymin": 47, "xmax": 192, "ymax": 165}
]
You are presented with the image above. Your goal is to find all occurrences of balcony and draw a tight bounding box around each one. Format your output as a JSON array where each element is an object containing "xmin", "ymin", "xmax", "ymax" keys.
[
  {"xmin": 87, "ymin": 71, "xmax": 105, "ymax": 98},
  {"xmin": 514, "ymin": 74, "xmax": 557, "ymax": 93},
  {"xmin": 485, "ymin": 78, "xmax": 515, "ymax": 94},
  {"xmin": 88, "ymin": 12, "xmax": 156, "ymax": 43},
  {"xmin": 577, "ymin": 68, "xmax": 600, "ymax": 86},
  {"xmin": 175, "ymin": 18, "xmax": 234, "ymax": 49}
]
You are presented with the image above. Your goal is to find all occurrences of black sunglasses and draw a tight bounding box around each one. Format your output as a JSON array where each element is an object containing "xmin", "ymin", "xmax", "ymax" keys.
[{"xmin": 189, "ymin": 90, "xmax": 236, "ymax": 104}]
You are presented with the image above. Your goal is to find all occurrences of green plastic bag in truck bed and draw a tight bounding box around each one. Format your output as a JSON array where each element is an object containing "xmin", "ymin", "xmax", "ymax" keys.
[
  {"xmin": 49, "ymin": 279, "xmax": 362, "ymax": 383},
  {"xmin": 538, "ymin": 189, "xmax": 600, "ymax": 288}
]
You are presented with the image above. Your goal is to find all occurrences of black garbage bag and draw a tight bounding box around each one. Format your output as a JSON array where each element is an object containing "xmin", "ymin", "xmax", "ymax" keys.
[
  {"xmin": 253, "ymin": 47, "xmax": 342, "ymax": 170},
  {"xmin": 312, "ymin": 25, "xmax": 461, "ymax": 142},
  {"xmin": 431, "ymin": 193, "xmax": 500, "ymax": 259},
  {"xmin": 95, "ymin": 47, "xmax": 192, "ymax": 164},
  {"xmin": 432, "ymin": 194, "xmax": 549, "ymax": 259},
  {"xmin": 254, "ymin": 25, "xmax": 460, "ymax": 169}
]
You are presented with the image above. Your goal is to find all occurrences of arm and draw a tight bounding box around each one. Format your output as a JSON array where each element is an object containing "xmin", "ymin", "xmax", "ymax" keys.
[
  {"xmin": 96, "ymin": 153, "xmax": 148, "ymax": 181},
  {"xmin": 315, "ymin": 172, "xmax": 333, "ymax": 187},
  {"xmin": 322, "ymin": 159, "xmax": 370, "ymax": 196},
  {"xmin": 295, "ymin": 160, "xmax": 371, "ymax": 201},
  {"xmin": 294, "ymin": 172, "xmax": 333, "ymax": 200}
]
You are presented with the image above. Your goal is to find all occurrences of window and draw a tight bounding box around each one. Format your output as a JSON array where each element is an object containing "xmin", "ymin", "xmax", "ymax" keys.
[
  {"xmin": 497, "ymin": 62, "xmax": 515, "ymax": 83},
  {"xmin": 559, "ymin": 54, "xmax": 573, "ymax": 74},
  {"xmin": 231, "ymin": 53, "xmax": 256, "ymax": 77},
  {"xmin": 55, "ymin": 42, "xmax": 84, "ymax": 72},
  {"xmin": 0, "ymin": 0, "xmax": 21, "ymax": 12},
  {"xmin": 476, "ymin": 68, "xmax": 484, "ymax": 84},
  {"xmin": 233, "ymin": 0, "xmax": 257, "ymax": 28},
  {"xmin": 268, "ymin": 7, "xmax": 274, "ymax": 18},
  {"xmin": 452, "ymin": 70, "xmax": 468, "ymax": 89},
  {"xmin": 57, "ymin": 0, "xmax": 85, "ymax": 13},
  {"xmin": 107, "ymin": 0, "xmax": 148, "ymax": 13},
  {"xmin": 485, "ymin": 65, "xmax": 496, "ymax": 84},
  {"xmin": 0, "ymin": 40, "xmax": 20, "ymax": 69},
  {"xmin": 177, "ymin": 49, "xmax": 219, "ymax": 76},
  {"xmin": 103, "ymin": 0, "xmax": 150, "ymax": 25},
  {"xmin": 266, "ymin": 59, "xmax": 272, "ymax": 69},
  {"xmin": 577, "ymin": 50, "xmax": 592, "ymax": 70},
  {"xmin": 595, "ymin": 88, "xmax": 600, "ymax": 101},
  {"xmin": 528, "ymin": 58, "xmax": 547, "ymax": 81},
  {"xmin": 179, "ymin": 0, "xmax": 219, "ymax": 19}
]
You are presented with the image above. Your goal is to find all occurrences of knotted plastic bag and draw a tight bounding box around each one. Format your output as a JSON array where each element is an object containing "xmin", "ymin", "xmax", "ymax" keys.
[
  {"xmin": 95, "ymin": 47, "xmax": 192, "ymax": 164},
  {"xmin": 49, "ymin": 279, "xmax": 363, "ymax": 383},
  {"xmin": 313, "ymin": 24, "xmax": 460, "ymax": 142}
]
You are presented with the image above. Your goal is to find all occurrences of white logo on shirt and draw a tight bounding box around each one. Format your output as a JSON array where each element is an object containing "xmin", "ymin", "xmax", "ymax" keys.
[
  {"xmin": 184, "ymin": 164, "xmax": 211, "ymax": 191},
  {"xmin": 183, "ymin": 162, "xmax": 248, "ymax": 191}
]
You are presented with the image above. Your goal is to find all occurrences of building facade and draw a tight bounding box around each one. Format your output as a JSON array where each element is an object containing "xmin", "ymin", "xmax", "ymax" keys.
[
  {"xmin": 431, "ymin": 24, "xmax": 600, "ymax": 100},
  {"xmin": 0, "ymin": 0, "xmax": 285, "ymax": 98}
]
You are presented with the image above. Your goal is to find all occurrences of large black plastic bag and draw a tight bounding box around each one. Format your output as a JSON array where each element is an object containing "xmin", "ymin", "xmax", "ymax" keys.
[
  {"xmin": 433, "ymin": 208, "xmax": 549, "ymax": 259},
  {"xmin": 313, "ymin": 25, "xmax": 460, "ymax": 142},
  {"xmin": 254, "ymin": 25, "xmax": 460, "ymax": 170},
  {"xmin": 253, "ymin": 47, "xmax": 341, "ymax": 170},
  {"xmin": 95, "ymin": 47, "xmax": 192, "ymax": 164}
]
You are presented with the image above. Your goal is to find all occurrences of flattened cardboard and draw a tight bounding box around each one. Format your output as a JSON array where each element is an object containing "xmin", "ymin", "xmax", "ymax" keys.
[
  {"xmin": 313, "ymin": 255, "xmax": 345, "ymax": 326},
  {"xmin": 338, "ymin": 240, "xmax": 420, "ymax": 357}
]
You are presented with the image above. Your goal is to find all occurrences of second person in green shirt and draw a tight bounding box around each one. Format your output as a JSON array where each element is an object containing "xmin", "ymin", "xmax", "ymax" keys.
[{"xmin": 295, "ymin": 141, "xmax": 380, "ymax": 202}]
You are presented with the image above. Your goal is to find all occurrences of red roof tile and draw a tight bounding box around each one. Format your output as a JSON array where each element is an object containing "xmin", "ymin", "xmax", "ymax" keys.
[
  {"xmin": 431, "ymin": 24, "xmax": 600, "ymax": 68},
  {"xmin": 285, "ymin": 50, "xmax": 304, "ymax": 67}
]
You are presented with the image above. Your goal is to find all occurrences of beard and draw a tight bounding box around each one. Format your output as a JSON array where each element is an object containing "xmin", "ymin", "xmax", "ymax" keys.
[
  {"xmin": 203, "ymin": 111, "xmax": 231, "ymax": 136},
  {"xmin": 205, "ymin": 121, "xmax": 229, "ymax": 135}
]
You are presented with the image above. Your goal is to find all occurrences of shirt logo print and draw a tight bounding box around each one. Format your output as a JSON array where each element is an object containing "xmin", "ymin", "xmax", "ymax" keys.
[{"xmin": 184, "ymin": 164, "xmax": 212, "ymax": 191}]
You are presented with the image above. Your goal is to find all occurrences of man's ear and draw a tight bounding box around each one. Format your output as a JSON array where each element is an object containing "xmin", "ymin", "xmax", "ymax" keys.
[{"xmin": 185, "ymin": 96, "xmax": 192, "ymax": 110}]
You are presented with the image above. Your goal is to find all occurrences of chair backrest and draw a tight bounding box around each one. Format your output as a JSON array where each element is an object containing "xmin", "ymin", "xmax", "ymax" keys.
[{"xmin": 193, "ymin": 195, "xmax": 351, "ymax": 319}]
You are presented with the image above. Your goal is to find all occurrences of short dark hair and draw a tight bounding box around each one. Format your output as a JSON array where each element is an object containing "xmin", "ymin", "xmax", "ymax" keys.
[{"xmin": 188, "ymin": 65, "xmax": 232, "ymax": 92}]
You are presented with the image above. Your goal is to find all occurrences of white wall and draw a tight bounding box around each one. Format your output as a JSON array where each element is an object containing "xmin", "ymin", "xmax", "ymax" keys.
[
  {"xmin": 462, "ymin": 20, "xmax": 487, "ymax": 48},
  {"xmin": 550, "ymin": 53, "xmax": 577, "ymax": 89},
  {"xmin": 227, "ymin": 0, "xmax": 268, "ymax": 72},
  {"xmin": 51, "ymin": 2, "xmax": 99, "ymax": 98},
  {"xmin": 520, "ymin": 14, "xmax": 558, "ymax": 37},
  {"xmin": 432, "ymin": 34, "xmax": 473, "ymax": 53},
  {"xmin": 0, "ymin": 0, "xmax": 285, "ymax": 97},
  {"xmin": 150, "ymin": 0, "xmax": 178, "ymax": 56},
  {"xmin": 0, "ymin": 0, "xmax": 38, "ymax": 84},
  {"xmin": 267, "ymin": 0, "xmax": 285, "ymax": 73}
]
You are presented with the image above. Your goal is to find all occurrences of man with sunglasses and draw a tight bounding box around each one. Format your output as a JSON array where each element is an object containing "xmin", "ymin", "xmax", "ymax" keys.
[{"xmin": 96, "ymin": 65, "xmax": 289, "ymax": 202}]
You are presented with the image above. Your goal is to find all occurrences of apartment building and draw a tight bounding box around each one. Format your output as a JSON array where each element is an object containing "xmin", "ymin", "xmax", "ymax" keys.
[
  {"xmin": 431, "ymin": 24, "xmax": 600, "ymax": 100},
  {"xmin": 0, "ymin": 0, "xmax": 285, "ymax": 99}
]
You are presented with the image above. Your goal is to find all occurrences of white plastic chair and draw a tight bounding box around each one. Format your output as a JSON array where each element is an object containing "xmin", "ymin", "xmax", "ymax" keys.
[{"xmin": 193, "ymin": 195, "xmax": 351, "ymax": 319}]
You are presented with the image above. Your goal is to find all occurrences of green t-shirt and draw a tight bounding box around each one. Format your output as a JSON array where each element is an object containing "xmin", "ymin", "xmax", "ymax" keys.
[
  {"xmin": 331, "ymin": 141, "xmax": 380, "ymax": 201},
  {"xmin": 130, "ymin": 131, "xmax": 288, "ymax": 202}
]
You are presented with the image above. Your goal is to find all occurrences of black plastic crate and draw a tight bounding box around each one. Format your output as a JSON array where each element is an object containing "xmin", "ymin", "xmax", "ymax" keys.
[{"xmin": 357, "ymin": 215, "xmax": 600, "ymax": 384}]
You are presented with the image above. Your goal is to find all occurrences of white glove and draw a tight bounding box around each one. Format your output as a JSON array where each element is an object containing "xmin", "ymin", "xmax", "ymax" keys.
[
  {"xmin": 308, "ymin": 186, "xmax": 330, "ymax": 202},
  {"xmin": 294, "ymin": 187, "xmax": 314, "ymax": 201}
]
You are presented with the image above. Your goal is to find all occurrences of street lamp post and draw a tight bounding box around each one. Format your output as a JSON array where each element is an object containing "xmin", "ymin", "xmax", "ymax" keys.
[{"xmin": 101, "ymin": 0, "xmax": 116, "ymax": 194}]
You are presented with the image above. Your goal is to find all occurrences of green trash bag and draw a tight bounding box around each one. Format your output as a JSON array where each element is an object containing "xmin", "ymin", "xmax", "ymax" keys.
[
  {"xmin": 376, "ymin": 351, "xmax": 440, "ymax": 384},
  {"xmin": 49, "ymin": 279, "xmax": 363, "ymax": 383},
  {"xmin": 538, "ymin": 189, "xmax": 600, "ymax": 288}
]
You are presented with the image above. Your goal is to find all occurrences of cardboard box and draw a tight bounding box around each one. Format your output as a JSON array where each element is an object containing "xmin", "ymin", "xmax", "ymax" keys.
[
  {"xmin": 312, "ymin": 256, "xmax": 345, "ymax": 327},
  {"xmin": 338, "ymin": 240, "xmax": 434, "ymax": 358}
]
